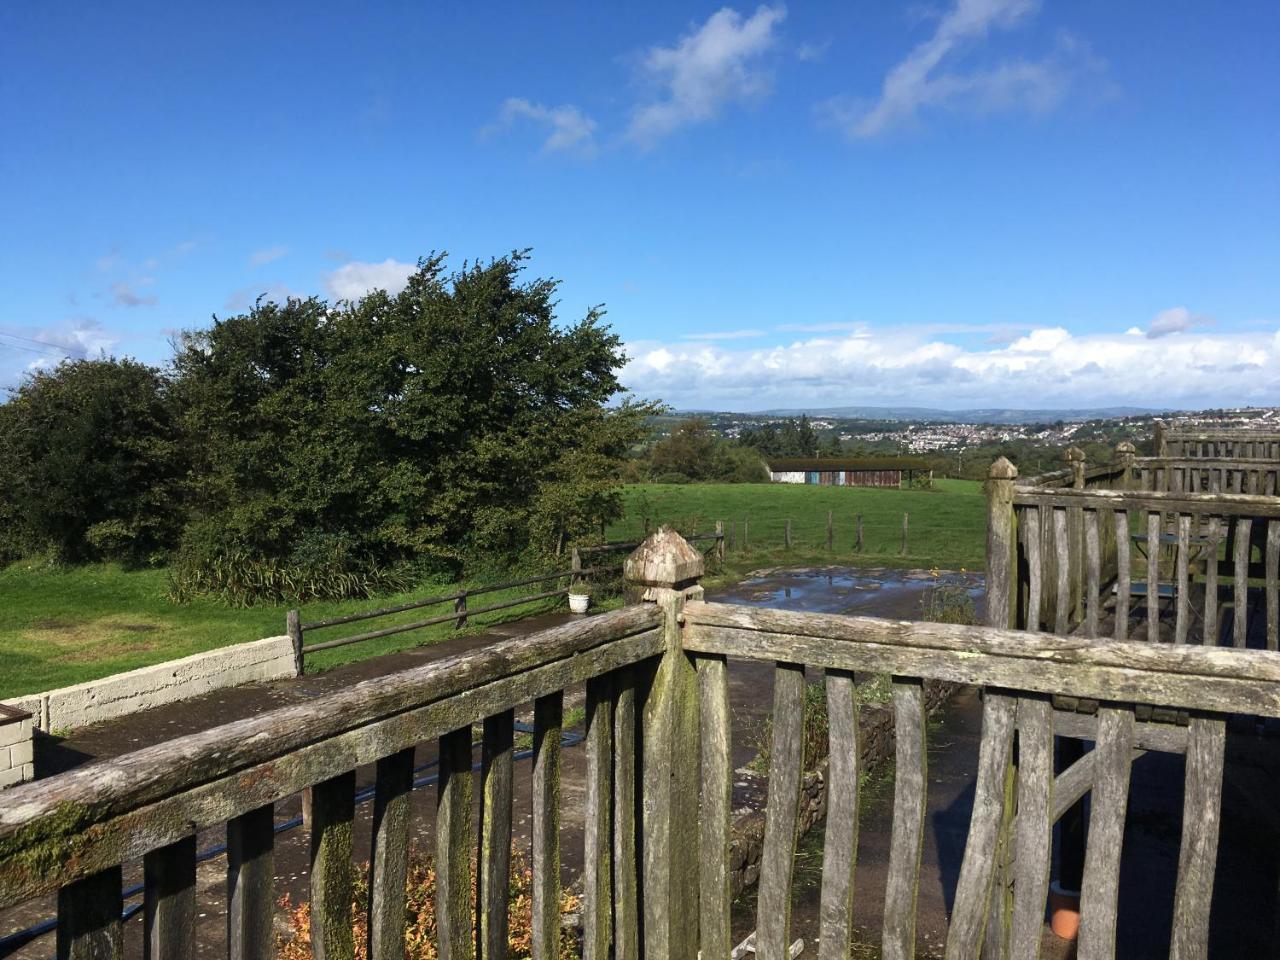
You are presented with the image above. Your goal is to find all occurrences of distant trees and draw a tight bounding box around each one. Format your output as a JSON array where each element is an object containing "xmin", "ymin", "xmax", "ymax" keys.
[
  {"xmin": 0, "ymin": 252, "xmax": 650, "ymax": 602},
  {"xmin": 644, "ymin": 418, "xmax": 767, "ymax": 483},
  {"xmin": 737, "ymin": 415, "xmax": 821, "ymax": 458}
]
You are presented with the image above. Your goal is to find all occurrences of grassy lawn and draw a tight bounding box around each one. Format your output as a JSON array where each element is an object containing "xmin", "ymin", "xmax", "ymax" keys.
[
  {"xmin": 608, "ymin": 479, "xmax": 987, "ymax": 579},
  {"xmin": 0, "ymin": 561, "xmax": 573, "ymax": 699}
]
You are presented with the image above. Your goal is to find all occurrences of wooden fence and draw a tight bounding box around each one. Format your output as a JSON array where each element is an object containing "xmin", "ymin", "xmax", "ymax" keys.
[
  {"xmin": 2, "ymin": 528, "xmax": 1276, "ymax": 958},
  {"xmin": 1155, "ymin": 421, "xmax": 1280, "ymax": 460}
]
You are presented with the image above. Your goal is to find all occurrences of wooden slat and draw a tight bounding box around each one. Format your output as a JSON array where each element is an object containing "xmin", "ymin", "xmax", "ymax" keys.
[
  {"xmin": 1054, "ymin": 508, "xmax": 1070, "ymax": 634},
  {"xmin": 143, "ymin": 835, "xmax": 195, "ymax": 960},
  {"xmin": 309, "ymin": 771, "xmax": 356, "ymax": 960},
  {"xmin": 437, "ymin": 727, "xmax": 474, "ymax": 960},
  {"xmin": 1175, "ymin": 513, "xmax": 1191, "ymax": 645},
  {"xmin": 1169, "ymin": 716, "xmax": 1227, "ymax": 960},
  {"xmin": 57, "ymin": 867, "xmax": 122, "ymax": 960},
  {"xmin": 1076, "ymin": 706, "xmax": 1135, "ymax": 960},
  {"xmin": 757, "ymin": 663, "xmax": 806, "ymax": 960},
  {"xmin": 1025, "ymin": 506, "xmax": 1042, "ymax": 632},
  {"xmin": 583, "ymin": 676, "xmax": 614, "ymax": 960},
  {"xmin": 227, "ymin": 804, "xmax": 274, "ymax": 960},
  {"xmin": 1114, "ymin": 510, "xmax": 1130, "ymax": 641},
  {"xmin": 1013, "ymin": 486, "xmax": 1280, "ymax": 518},
  {"xmin": 944, "ymin": 692, "xmax": 1016, "ymax": 959},
  {"xmin": 882, "ymin": 677, "xmax": 926, "ymax": 960},
  {"xmin": 478, "ymin": 712, "xmax": 514, "ymax": 960},
  {"xmin": 612, "ymin": 668, "xmax": 640, "ymax": 960},
  {"xmin": 532, "ymin": 693, "xmax": 563, "ymax": 960},
  {"xmin": 1009, "ymin": 697, "xmax": 1053, "ymax": 960},
  {"xmin": 1147, "ymin": 511, "xmax": 1161, "ymax": 644},
  {"xmin": 1085, "ymin": 509, "xmax": 1101, "ymax": 638},
  {"xmin": 1204, "ymin": 517, "xmax": 1221, "ymax": 646},
  {"xmin": 1235, "ymin": 518, "xmax": 1252, "ymax": 648},
  {"xmin": 368, "ymin": 748, "xmax": 414, "ymax": 960},
  {"xmin": 697, "ymin": 656, "xmax": 732, "ymax": 960},
  {"xmin": 1268, "ymin": 520, "xmax": 1280, "ymax": 652},
  {"xmin": 817, "ymin": 670, "xmax": 860, "ymax": 960}
]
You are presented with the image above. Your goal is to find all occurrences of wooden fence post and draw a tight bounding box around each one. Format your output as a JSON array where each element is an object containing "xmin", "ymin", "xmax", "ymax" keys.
[
  {"xmin": 1067, "ymin": 447, "xmax": 1086, "ymax": 621},
  {"xmin": 827, "ymin": 511, "xmax": 833, "ymax": 551},
  {"xmin": 1154, "ymin": 419, "xmax": 1168, "ymax": 457},
  {"xmin": 715, "ymin": 520, "xmax": 725, "ymax": 561},
  {"xmin": 785, "ymin": 519, "xmax": 792, "ymax": 550},
  {"xmin": 743, "ymin": 518, "xmax": 749, "ymax": 549},
  {"xmin": 900, "ymin": 513, "xmax": 909, "ymax": 556},
  {"xmin": 1116, "ymin": 441, "xmax": 1137, "ymax": 491},
  {"xmin": 287, "ymin": 610, "xmax": 304, "ymax": 677},
  {"xmin": 855, "ymin": 514, "xmax": 863, "ymax": 552},
  {"xmin": 454, "ymin": 590, "xmax": 468, "ymax": 630},
  {"xmin": 571, "ymin": 546, "xmax": 582, "ymax": 588},
  {"xmin": 985, "ymin": 458, "xmax": 1018, "ymax": 629},
  {"xmin": 624, "ymin": 528, "xmax": 703, "ymax": 960}
]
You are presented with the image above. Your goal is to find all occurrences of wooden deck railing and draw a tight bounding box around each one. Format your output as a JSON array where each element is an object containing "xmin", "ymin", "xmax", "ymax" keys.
[
  {"xmin": 1155, "ymin": 421, "xmax": 1280, "ymax": 460},
  {"xmin": 2, "ymin": 527, "xmax": 1277, "ymax": 959}
]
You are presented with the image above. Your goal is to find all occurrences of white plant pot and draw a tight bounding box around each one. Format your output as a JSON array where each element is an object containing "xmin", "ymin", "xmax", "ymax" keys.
[{"xmin": 568, "ymin": 593, "xmax": 591, "ymax": 614}]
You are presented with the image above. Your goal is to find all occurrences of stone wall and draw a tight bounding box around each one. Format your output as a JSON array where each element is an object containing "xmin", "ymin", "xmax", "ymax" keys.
[
  {"xmin": 728, "ymin": 678, "xmax": 956, "ymax": 897},
  {"xmin": 3, "ymin": 634, "xmax": 298, "ymax": 734},
  {"xmin": 0, "ymin": 704, "xmax": 34, "ymax": 789}
]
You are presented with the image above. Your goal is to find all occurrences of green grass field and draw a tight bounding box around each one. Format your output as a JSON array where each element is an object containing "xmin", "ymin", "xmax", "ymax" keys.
[
  {"xmin": 0, "ymin": 478, "xmax": 985, "ymax": 700},
  {"xmin": 608, "ymin": 479, "xmax": 986, "ymax": 576}
]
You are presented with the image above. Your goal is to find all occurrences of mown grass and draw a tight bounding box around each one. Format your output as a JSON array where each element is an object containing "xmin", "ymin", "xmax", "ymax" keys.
[
  {"xmin": 608, "ymin": 479, "xmax": 986, "ymax": 581},
  {"xmin": 0, "ymin": 561, "xmax": 579, "ymax": 699}
]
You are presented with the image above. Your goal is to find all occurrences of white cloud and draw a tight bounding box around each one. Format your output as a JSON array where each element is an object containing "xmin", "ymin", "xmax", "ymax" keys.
[
  {"xmin": 250, "ymin": 245, "xmax": 289, "ymax": 266},
  {"xmin": 621, "ymin": 321, "xmax": 1280, "ymax": 410},
  {"xmin": 826, "ymin": 0, "xmax": 1097, "ymax": 138},
  {"xmin": 1146, "ymin": 306, "xmax": 1209, "ymax": 339},
  {"xmin": 626, "ymin": 5, "xmax": 786, "ymax": 146},
  {"xmin": 110, "ymin": 280, "xmax": 157, "ymax": 307},
  {"xmin": 498, "ymin": 98, "xmax": 597, "ymax": 154},
  {"xmin": 0, "ymin": 319, "xmax": 119, "ymax": 384},
  {"xmin": 682, "ymin": 329, "xmax": 765, "ymax": 341},
  {"xmin": 325, "ymin": 259, "xmax": 416, "ymax": 301}
]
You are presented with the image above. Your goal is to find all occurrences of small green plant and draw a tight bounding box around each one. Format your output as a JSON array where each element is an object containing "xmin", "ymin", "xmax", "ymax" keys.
[
  {"xmin": 920, "ymin": 569, "xmax": 978, "ymax": 625},
  {"xmin": 568, "ymin": 580, "xmax": 594, "ymax": 597}
]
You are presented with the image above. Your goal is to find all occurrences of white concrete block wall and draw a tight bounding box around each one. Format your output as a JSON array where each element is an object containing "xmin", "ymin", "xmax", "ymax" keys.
[
  {"xmin": 0, "ymin": 707, "xmax": 34, "ymax": 789},
  {"xmin": 2, "ymin": 634, "xmax": 298, "ymax": 734}
]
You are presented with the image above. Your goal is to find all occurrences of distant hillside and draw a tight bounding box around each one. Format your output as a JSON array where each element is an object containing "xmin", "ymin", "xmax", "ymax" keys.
[{"xmin": 748, "ymin": 405, "xmax": 1161, "ymax": 424}]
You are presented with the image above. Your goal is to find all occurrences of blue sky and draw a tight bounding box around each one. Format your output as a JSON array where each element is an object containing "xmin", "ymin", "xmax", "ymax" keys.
[{"xmin": 2, "ymin": 1, "xmax": 1277, "ymax": 410}]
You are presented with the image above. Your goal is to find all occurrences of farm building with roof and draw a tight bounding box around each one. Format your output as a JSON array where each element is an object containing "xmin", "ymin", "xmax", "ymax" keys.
[{"xmin": 765, "ymin": 456, "xmax": 931, "ymax": 489}]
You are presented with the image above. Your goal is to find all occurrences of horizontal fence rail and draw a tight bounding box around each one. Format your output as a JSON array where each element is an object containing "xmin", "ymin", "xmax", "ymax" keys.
[{"xmin": 1157, "ymin": 424, "xmax": 1280, "ymax": 460}]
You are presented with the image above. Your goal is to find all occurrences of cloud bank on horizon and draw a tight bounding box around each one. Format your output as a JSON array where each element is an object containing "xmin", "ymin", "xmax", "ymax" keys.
[{"xmin": 622, "ymin": 314, "xmax": 1280, "ymax": 411}]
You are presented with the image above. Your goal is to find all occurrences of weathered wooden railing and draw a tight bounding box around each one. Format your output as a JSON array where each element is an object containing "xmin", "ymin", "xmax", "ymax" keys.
[
  {"xmin": 1132, "ymin": 456, "xmax": 1280, "ymax": 495},
  {"xmin": 5, "ymin": 528, "xmax": 1277, "ymax": 958},
  {"xmin": 1155, "ymin": 421, "xmax": 1280, "ymax": 460}
]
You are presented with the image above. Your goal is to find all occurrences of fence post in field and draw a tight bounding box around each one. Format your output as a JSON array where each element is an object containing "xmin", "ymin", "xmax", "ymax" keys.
[
  {"xmin": 827, "ymin": 510, "xmax": 833, "ymax": 551},
  {"xmin": 623, "ymin": 527, "xmax": 703, "ymax": 959},
  {"xmin": 286, "ymin": 609, "xmax": 304, "ymax": 676},
  {"xmin": 744, "ymin": 517, "xmax": 749, "ymax": 548},
  {"xmin": 985, "ymin": 457, "xmax": 1018, "ymax": 629},
  {"xmin": 855, "ymin": 514, "xmax": 863, "ymax": 552},
  {"xmin": 454, "ymin": 590, "xmax": 468, "ymax": 630},
  {"xmin": 900, "ymin": 513, "xmax": 909, "ymax": 556},
  {"xmin": 571, "ymin": 546, "xmax": 582, "ymax": 588},
  {"xmin": 785, "ymin": 519, "xmax": 793, "ymax": 550},
  {"xmin": 715, "ymin": 520, "xmax": 725, "ymax": 561}
]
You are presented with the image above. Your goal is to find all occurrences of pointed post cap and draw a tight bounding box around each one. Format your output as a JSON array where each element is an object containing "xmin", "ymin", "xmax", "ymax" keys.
[
  {"xmin": 1065, "ymin": 446, "xmax": 1085, "ymax": 462},
  {"xmin": 1116, "ymin": 440, "xmax": 1136, "ymax": 456},
  {"xmin": 624, "ymin": 526, "xmax": 705, "ymax": 589},
  {"xmin": 988, "ymin": 456, "xmax": 1017, "ymax": 480}
]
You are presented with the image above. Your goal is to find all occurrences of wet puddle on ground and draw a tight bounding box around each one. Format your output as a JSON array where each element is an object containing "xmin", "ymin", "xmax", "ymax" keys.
[{"xmin": 720, "ymin": 566, "xmax": 985, "ymax": 621}]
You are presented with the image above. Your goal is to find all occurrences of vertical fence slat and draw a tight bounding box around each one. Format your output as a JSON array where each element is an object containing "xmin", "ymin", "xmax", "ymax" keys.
[
  {"xmin": 57, "ymin": 867, "xmax": 122, "ymax": 960},
  {"xmin": 369, "ymin": 748, "xmax": 414, "ymax": 960},
  {"xmin": 437, "ymin": 728, "xmax": 474, "ymax": 960},
  {"xmin": 882, "ymin": 677, "xmax": 927, "ymax": 960},
  {"xmin": 227, "ymin": 804, "xmax": 275, "ymax": 960},
  {"xmin": 532, "ymin": 692, "xmax": 563, "ymax": 960},
  {"xmin": 1234, "ymin": 518, "xmax": 1252, "ymax": 648},
  {"xmin": 1025, "ymin": 506, "xmax": 1042, "ymax": 632},
  {"xmin": 697, "ymin": 655, "xmax": 732, "ymax": 960},
  {"xmin": 584, "ymin": 677, "xmax": 614, "ymax": 960},
  {"xmin": 1175, "ymin": 513, "xmax": 1191, "ymax": 645},
  {"xmin": 1204, "ymin": 517, "xmax": 1221, "ymax": 646},
  {"xmin": 817, "ymin": 670, "xmax": 860, "ymax": 960},
  {"xmin": 757, "ymin": 663, "xmax": 806, "ymax": 960},
  {"xmin": 478, "ymin": 712, "xmax": 514, "ymax": 960},
  {"xmin": 1114, "ymin": 510, "xmax": 1130, "ymax": 641},
  {"xmin": 1085, "ymin": 508, "xmax": 1101, "ymax": 638},
  {"xmin": 143, "ymin": 835, "xmax": 195, "ymax": 960},
  {"xmin": 1010, "ymin": 696, "xmax": 1053, "ymax": 960},
  {"xmin": 309, "ymin": 771, "xmax": 356, "ymax": 960},
  {"xmin": 944, "ymin": 692, "xmax": 1016, "ymax": 960},
  {"xmin": 1054, "ymin": 508, "xmax": 1071, "ymax": 634},
  {"xmin": 1267, "ymin": 520, "xmax": 1279, "ymax": 652},
  {"xmin": 1077, "ymin": 706, "xmax": 1135, "ymax": 960},
  {"xmin": 1169, "ymin": 715, "xmax": 1227, "ymax": 960},
  {"xmin": 1147, "ymin": 511, "xmax": 1161, "ymax": 643},
  {"xmin": 612, "ymin": 669, "xmax": 640, "ymax": 960}
]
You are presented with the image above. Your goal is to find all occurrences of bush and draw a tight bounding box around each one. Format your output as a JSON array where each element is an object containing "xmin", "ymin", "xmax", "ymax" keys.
[
  {"xmin": 276, "ymin": 848, "xmax": 579, "ymax": 959},
  {"xmin": 654, "ymin": 472, "xmax": 692, "ymax": 484}
]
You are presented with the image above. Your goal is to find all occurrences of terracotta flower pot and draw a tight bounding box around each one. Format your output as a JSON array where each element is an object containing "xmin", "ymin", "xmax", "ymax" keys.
[{"xmin": 1048, "ymin": 881, "xmax": 1081, "ymax": 941}]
